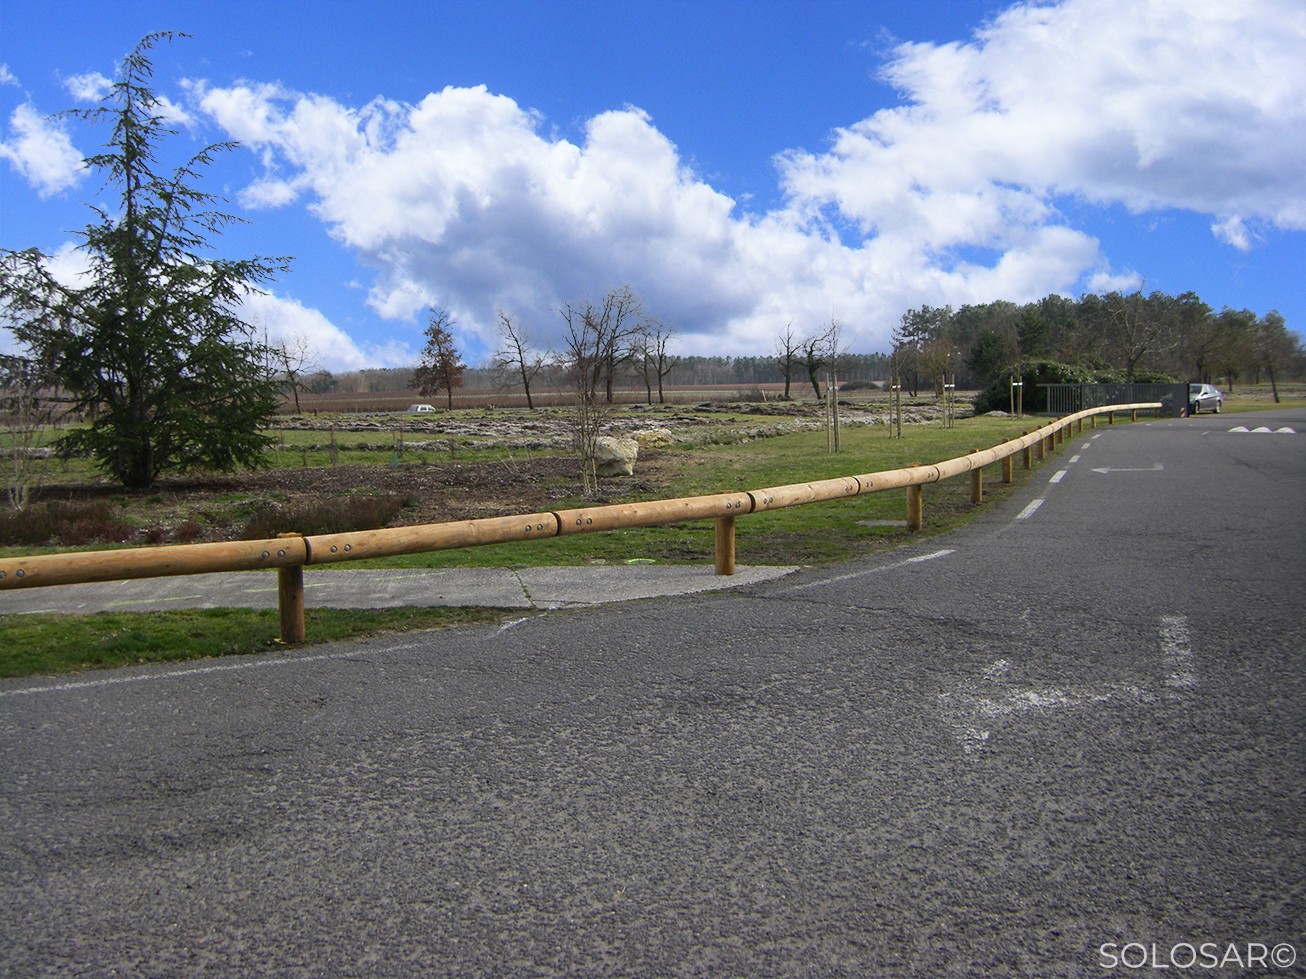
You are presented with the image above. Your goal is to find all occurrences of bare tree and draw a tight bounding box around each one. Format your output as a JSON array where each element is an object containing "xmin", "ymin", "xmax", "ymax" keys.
[
  {"xmin": 596, "ymin": 285, "xmax": 644, "ymax": 403},
  {"xmin": 637, "ymin": 321, "xmax": 677, "ymax": 404},
  {"xmin": 1104, "ymin": 289, "xmax": 1177, "ymax": 381},
  {"xmin": 802, "ymin": 333, "xmax": 828, "ymax": 401},
  {"xmin": 492, "ymin": 309, "xmax": 547, "ymax": 409},
  {"xmin": 411, "ymin": 305, "xmax": 466, "ymax": 408},
  {"xmin": 0, "ymin": 352, "xmax": 58, "ymax": 510},
  {"xmin": 264, "ymin": 330, "xmax": 319, "ymax": 414},
  {"xmin": 774, "ymin": 322, "xmax": 800, "ymax": 400},
  {"xmin": 557, "ymin": 288, "xmax": 643, "ymax": 495}
]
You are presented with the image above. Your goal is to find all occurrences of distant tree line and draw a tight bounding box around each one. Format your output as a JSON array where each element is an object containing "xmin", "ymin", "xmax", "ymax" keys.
[
  {"xmin": 311, "ymin": 289, "xmax": 1299, "ymax": 411},
  {"xmin": 310, "ymin": 351, "xmax": 894, "ymax": 397},
  {"xmin": 890, "ymin": 292, "xmax": 1302, "ymax": 407}
]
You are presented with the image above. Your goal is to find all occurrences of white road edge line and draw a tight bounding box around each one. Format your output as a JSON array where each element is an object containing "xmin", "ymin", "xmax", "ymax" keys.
[
  {"xmin": 0, "ymin": 648, "xmax": 385, "ymax": 699},
  {"xmin": 783, "ymin": 549, "xmax": 955, "ymax": 592}
]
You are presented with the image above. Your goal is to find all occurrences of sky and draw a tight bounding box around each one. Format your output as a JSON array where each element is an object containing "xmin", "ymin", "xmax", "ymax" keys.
[{"xmin": 2, "ymin": 0, "xmax": 1303, "ymax": 372}]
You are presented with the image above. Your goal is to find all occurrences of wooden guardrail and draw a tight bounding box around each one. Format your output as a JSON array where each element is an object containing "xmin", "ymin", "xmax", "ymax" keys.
[{"xmin": 0, "ymin": 403, "xmax": 1161, "ymax": 642}]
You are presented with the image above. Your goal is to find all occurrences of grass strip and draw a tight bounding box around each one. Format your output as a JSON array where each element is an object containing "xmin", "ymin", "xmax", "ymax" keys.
[{"xmin": 0, "ymin": 606, "xmax": 508, "ymax": 679}]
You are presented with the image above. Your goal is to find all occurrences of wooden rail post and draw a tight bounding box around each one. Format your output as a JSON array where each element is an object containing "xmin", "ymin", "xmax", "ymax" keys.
[
  {"xmin": 1022, "ymin": 432, "xmax": 1032, "ymax": 470},
  {"xmin": 714, "ymin": 515, "xmax": 736, "ymax": 576},
  {"xmin": 971, "ymin": 455, "xmax": 984, "ymax": 505},
  {"xmin": 1002, "ymin": 453, "xmax": 1014, "ymax": 484},
  {"xmin": 907, "ymin": 484, "xmax": 923, "ymax": 531},
  {"xmin": 1108, "ymin": 410, "xmax": 1115, "ymax": 425},
  {"xmin": 1130, "ymin": 408, "xmax": 1138, "ymax": 422},
  {"xmin": 277, "ymin": 533, "xmax": 306, "ymax": 645}
]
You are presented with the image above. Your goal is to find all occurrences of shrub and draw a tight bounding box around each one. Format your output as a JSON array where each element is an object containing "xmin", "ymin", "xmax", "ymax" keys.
[
  {"xmin": 239, "ymin": 494, "xmax": 406, "ymax": 540},
  {"xmin": 0, "ymin": 500, "xmax": 134, "ymax": 547},
  {"xmin": 174, "ymin": 520, "xmax": 206, "ymax": 543}
]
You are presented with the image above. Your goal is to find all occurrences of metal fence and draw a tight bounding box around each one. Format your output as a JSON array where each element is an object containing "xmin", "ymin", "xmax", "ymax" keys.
[{"xmin": 1039, "ymin": 383, "xmax": 1188, "ymax": 417}]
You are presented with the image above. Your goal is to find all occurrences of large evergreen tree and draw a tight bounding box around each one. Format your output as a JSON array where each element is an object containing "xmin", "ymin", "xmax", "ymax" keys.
[{"xmin": 2, "ymin": 33, "xmax": 288, "ymax": 490}]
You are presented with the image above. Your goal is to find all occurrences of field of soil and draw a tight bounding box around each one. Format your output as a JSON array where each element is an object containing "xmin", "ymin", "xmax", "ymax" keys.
[{"xmin": 9, "ymin": 397, "xmax": 960, "ymax": 548}]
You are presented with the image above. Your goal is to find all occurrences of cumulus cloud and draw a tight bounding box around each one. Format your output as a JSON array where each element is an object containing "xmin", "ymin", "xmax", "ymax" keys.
[
  {"xmin": 0, "ymin": 103, "xmax": 84, "ymax": 197},
  {"xmin": 238, "ymin": 289, "xmax": 410, "ymax": 371},
  {"xmin": 778, "ymin": 0, "xmax": 1306, "ymax": 242},
  {"xmin": 192, "ymin": 0, "xmax": 1305, "ymax": 357},
  {"xmin": 63, "ymin": 71, "xmax": 112, "ymax": 102}
]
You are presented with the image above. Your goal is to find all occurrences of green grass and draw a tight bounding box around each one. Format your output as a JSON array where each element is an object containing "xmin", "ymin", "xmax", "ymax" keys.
[
  {"xmin": 340, "ymin": 415, "xmax": 1047, "ymax": 570},
  {"xmin": 0, "ymin": 606, "xmax": 509, "ymax": 679}
]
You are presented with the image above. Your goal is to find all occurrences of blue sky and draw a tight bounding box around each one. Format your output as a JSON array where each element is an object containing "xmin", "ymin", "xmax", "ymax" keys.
[{"xmin": 2, "ymin": 0, "xmax": 1303, "ymax": 371}]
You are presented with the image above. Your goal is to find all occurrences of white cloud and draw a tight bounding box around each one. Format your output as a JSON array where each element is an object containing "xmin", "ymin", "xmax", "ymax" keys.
[
  {"xmin": 42, "ymin": 241, "xmax": 93, "ymax": 286},
  {"xmin": 0, "ymin": 65, "xmax": 17, "ymax": 87},
  {"xmin": 63, "ymin": 71, "xmax": 112, "ymax": 102},
  {"xmin": 778, "ymin": 0, "xmax": 1306, "ymax": 238},
  {"xmin": 193, "ymin": 0, "xmax": 1305, "ymax": 359},
  {"xmin": 0, "ymin": 103, "xmax": 84, "ymax": 197},
  {"xmin": 1211, "ymin": 216, "xmax": 1255, "ymax": 251},
  {"xmin": 238, "ymin": 289, "xmax": 410, "ymax": 371}
]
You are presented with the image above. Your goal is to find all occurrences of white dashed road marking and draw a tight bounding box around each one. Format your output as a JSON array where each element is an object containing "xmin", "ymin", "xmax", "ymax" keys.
[{"xmin": 1016, "ymin": 499, "xmax": 1045, "ymax": 520}]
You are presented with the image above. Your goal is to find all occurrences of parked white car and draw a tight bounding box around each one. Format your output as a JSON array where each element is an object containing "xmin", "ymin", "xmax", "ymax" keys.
[
  {"xmin": 1188, "ymin": 383, "xmax": 1223, "ymax": 414},
  {"xmin": 407, "ymin": 403, "xmax": 436, "ymax": 413}
]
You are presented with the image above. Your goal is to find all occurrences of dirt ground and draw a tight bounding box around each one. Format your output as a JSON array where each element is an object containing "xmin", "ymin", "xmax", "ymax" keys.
[{"xmin": 13, "ymin": 399, "xmax": 954, "ymax": 546}]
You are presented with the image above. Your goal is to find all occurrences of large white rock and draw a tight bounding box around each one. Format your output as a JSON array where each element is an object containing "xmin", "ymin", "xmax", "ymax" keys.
[{"xmin": 593, "ymin": 436, "xmax": 639, "ymax": 477}]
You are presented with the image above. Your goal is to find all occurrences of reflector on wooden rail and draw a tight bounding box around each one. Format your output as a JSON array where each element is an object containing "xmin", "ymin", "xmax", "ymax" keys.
[
  {"xmin": 853, "ymin": 465, "xmax": 938, "ymax": 494},
  {"xmin": 305, "ymin": 512, "xmax": 560, "ymax": 564},
  {"xmin": 749, "ymin": 476, "xmax": 860, "ymax": 512},
  {"xmin": 0, "ymin": 537, "xmax": 309, "ymax": 590},
  {"xmin": 933, "ymin": 456, "xmax": 975, "ymax": 480},
  {"xmin": 555, "ymin": 492, "xmax": 752, "ymax": 535}
]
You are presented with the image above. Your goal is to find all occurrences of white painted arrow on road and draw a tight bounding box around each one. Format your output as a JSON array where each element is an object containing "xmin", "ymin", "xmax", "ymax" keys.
[{"xmin": 1091, "ymin": 463, "xmax": 1164, "ymax": 474}]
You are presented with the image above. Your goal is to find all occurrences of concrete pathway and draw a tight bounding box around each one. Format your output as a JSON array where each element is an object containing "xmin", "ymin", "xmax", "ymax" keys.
[{"xmin": 0, "ymin": 564, "xmax": 799, "ymax": 614}]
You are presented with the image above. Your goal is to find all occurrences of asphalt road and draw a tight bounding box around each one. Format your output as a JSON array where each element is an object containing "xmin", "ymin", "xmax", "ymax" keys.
[{"xmin": 2, "ymin": 408, "xmax": 1303, "ymax": 977}]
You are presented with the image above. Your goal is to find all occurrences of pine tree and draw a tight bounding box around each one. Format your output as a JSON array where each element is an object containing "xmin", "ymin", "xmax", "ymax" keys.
[{"xmin": 3, "ymin": 33, "xmax": 289, "ymax": 490}]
